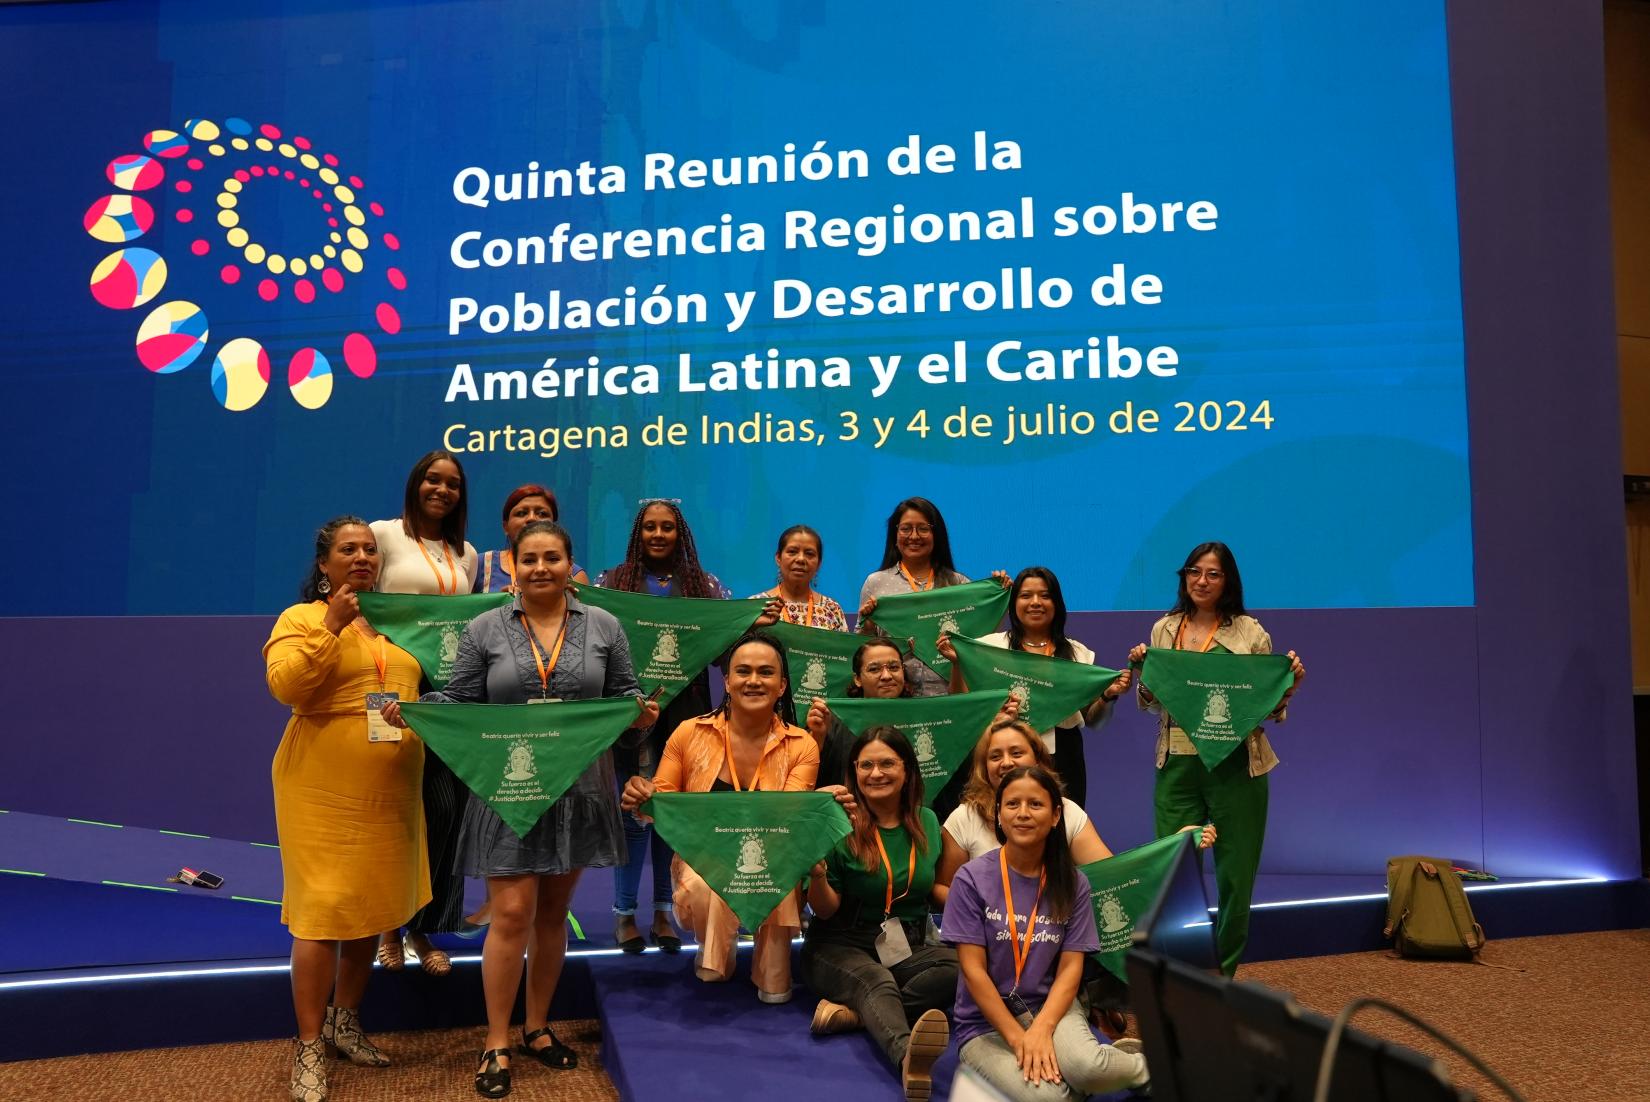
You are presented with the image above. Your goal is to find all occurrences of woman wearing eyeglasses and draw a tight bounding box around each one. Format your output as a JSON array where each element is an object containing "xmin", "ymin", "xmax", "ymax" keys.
[
  {"xmin": 1126, "ymin": 542, "xmax": 1305, "ymax": 976},
  {"xmin": 856, "ymin": 498, "xmax": 970, "ymax": 698}
]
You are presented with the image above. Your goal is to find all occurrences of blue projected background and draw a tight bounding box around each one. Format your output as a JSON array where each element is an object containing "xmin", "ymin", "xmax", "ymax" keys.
[{"xmin": 0, "ymin": 0, "xmax": 1470, "ymax": 616}]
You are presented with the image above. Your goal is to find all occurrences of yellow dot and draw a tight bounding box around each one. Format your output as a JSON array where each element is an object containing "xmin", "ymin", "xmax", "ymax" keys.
[
  {"xmin": 216, "ymin": 193, "xmax": 237, "ymax": 209},
  {"xmin": 227, "ymin": 228, "xmax": 250, "ymax": 247},
  {"xmin": 209, "ymin": 143, "xmax": 226, "ymax": 157},
  {"xmin": 343, "ymin": 205, "xmax": 365, "ymax": 227},
  {"xmin": 231, "ymin": 137, "xmax": 249, "ymax": 151},
  {"xmin": 245, "ymin": 243, "xmax": 267, "ymax": 264},
  {"xmin": 318, "ymin": 167, "xmax": 339, "ymax": 185},
  {"xmin": 277, "ymin": 143, "xmax": 296, "ymax": 158},
  {"xmin": 309, "ymin": 254, "xmax": 325, "ymax": 269},
  {"xmin": 190, "ymin": 120, "xmax": 222, "ymax": 141},
  {"xmin": 217, "ymin": 210, "xmax": 240, "ymax": 228},
  {"xmin": 324, "ymin": 245, "xmax": 337, "ymax": 258},
  {"xmin": 332, "ymin": 185, "xmax": 355, "ymax": 204},
  {"xmin": 330, "ymin": 232, "xmax": 342, "ymax": 244},
  {"xmin": 267, "ymin": 254, "xmax": 287, "ymax": 275},
  {"xmin": 346, "ymin": 226, "xmax": 369, "ymax": 250},
  {"xmin": 341, "ymin": 249, "xmax": 363, "ymax": 273},
  {"xmin": 300, "ymin": 153, "xmax": 319, "ymax": 170},
  {"xmin": 290, "ymin": 258, "xmax": 308, "ymax": 276},
  {"xmin": 224, "ymin": 178, "xmax": 243, "ymax": 194},
  {"xmin": 255, "ymin": 137, "xmax": 273, "ymax": 152}
]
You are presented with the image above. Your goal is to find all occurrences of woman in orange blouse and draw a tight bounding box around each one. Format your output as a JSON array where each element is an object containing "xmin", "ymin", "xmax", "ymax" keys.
[{"xmin": 622, "ymin": 630, "xmax": 851, "ymax": 1003}]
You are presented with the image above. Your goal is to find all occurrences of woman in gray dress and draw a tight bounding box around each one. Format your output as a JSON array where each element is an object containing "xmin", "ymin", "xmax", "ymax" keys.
[{"xmin": 384, "ymin": 520, "xmax": 658, "ymax": 1099}]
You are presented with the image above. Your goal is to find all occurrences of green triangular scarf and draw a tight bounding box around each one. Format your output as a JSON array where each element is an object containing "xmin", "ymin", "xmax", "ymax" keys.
[
  {"xmin": 765, "ymin": 620, "xmax": 863, "ymax": 703},
  {"xmin": 1081, "ymin": 832, "xmax": 1199, "ymax": 982},
  {"xmin": 865, "ymin": 579, "xmax": 1009, "ymax": 678},
  {"xmin": 398, "ymin": 698, "xmax": 638, "ymax": 839},
  {"xmin": 1139, "ymin": 648, "xmax": 1293, "ymax": 769},
  {"xmin": 644, "ymin": 791, "xmax": 852, "ymax": 930},
  {"xmin": 356, "ymin": 591, "xmax": 513, "ymax": 689},
  {"xmin": 570, "ymin": 586, "xmax": 766, "ymax": 709},
  {"xmin": 823, "ymin": 691, "xmax": 1007, "ymax": 806},
  {"xmin": 948, "ymin": 635, "xmax": 1122, "ymax": 734}
]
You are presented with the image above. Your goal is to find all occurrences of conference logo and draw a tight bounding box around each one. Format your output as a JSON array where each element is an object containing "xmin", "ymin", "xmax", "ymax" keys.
[{"xmin": 84, "ymin": 117, "xmax": 407, "ymax": 411}]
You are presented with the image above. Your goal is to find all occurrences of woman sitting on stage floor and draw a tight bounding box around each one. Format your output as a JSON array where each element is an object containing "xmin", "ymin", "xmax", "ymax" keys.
[{"xmin": 803, "ymin": 726, "xmax": 956, "ymax": 1102}]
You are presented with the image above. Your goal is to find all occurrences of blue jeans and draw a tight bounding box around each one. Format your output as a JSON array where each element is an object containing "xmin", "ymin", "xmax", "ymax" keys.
[{"xmin": 613, "ymin": 807, "xmax": 674, "ymax": 916}]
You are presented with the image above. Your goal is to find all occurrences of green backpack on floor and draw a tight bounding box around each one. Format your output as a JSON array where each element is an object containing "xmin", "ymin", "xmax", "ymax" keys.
[{"xmin": 1383, "ymin": 855, "xmax": 1486, "ymax": 959}]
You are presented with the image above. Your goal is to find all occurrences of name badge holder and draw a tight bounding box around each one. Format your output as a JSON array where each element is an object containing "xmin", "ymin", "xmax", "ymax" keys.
[
  {"xmin": 353, "ymin": 624, "xmax": 402, "ymax": 743},
  {"xmin": 872, "ymin": 830, "xmax": 918, "ymax": 967},
  {"xmin": 999, "ymin": 848, "xmax": 1045, "ymax": 1022}
]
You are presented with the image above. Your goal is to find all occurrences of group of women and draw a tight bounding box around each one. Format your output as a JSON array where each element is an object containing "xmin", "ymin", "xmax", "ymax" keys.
[{"xmin": 264, "ymin": 449, "xmax": 1305, "ymax": 1102}]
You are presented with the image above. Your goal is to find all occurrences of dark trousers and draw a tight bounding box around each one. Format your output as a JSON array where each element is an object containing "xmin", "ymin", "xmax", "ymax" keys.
[
  {"xmin": 801, "ymin": 918, "xmax": 958, "ymax": 1067},
  {"xmin": 407, "ymin": 753, "xmax": 465, "ymax": 933}
]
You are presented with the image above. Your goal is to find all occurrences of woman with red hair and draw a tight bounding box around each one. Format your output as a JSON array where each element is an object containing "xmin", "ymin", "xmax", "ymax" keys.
[{"xmin": 476, "ymin": 485, "xmax": 589, "ymax": 592}]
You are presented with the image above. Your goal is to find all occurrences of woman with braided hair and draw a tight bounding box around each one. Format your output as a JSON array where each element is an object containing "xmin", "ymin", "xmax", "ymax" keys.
[{"xmin": 596, "ymin": 500, "xmax": 731, "ymax": 953}]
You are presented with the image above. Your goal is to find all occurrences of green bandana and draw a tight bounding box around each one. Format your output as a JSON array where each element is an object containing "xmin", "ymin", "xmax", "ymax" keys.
[
  {"xmin": 823, "ymin": 691, "xmax": 1007, "ymax": 806},
  {"xmin": 1081, "ymin": 832, "xmax": 1199, "ymax": 983},
  {"xmin": 948, "ymin": 635, "xmax": 1121, "ymax": 734},
  {"xmin": 865, "ymin": 579, "xmax": 1009, "ymax": 678},
  {"xmin": 1140, "ymin": 648, "xmax": 1293, "ymax": 769},
  {"xmin": 398, "ymin": 698, "xmax": 638, "ymax": 839},
  {"xmin": 356, "ymin": 591, "xmax": 513, "ymax": 689},
  {"xmin": 570, "ymin": 586, "xmax": 765, "ymax": 709},
  {"xmin": 644, "ymin": 791, "xmax": 852, "ymax": 930},
  {"xmin": 765, "ymin": 620, "xmax": 863, "ymax": 703}
]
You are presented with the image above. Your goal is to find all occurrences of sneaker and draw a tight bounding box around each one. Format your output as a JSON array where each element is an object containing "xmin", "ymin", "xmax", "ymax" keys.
[{"xmin": 901, "ymin": 1009, "xmax": 949, "ymax": 1101}]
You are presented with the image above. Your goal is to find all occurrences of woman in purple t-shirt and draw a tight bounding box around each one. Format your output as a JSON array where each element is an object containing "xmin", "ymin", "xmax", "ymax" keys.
[{"xmin": 940, "ymin": 766, "xmax": 1149, "ymax": 1099}]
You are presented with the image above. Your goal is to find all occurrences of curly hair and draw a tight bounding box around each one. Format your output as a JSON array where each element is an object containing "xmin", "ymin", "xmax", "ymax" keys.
[{"xmin": 603, "ymin": 499, "xmax": 719, "ymax": 597}]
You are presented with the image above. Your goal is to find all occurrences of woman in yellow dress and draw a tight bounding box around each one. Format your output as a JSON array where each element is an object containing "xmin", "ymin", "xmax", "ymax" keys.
[{"xmin": 265, "ymin": 516, "xmax": 431, "ymax": 1102}]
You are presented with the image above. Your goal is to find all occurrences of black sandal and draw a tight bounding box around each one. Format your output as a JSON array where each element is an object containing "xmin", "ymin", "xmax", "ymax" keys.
[
  {"xmin": 519, "ymin": 1025, "xmax": 577, "ymax": 1070},
  {"xmin": 614, "ymin": 918, "xmax": 645, "ymax": 955},
  {"xmin": 475, "ymin": 1048, "xmax": 512, "ymax": 1098}
]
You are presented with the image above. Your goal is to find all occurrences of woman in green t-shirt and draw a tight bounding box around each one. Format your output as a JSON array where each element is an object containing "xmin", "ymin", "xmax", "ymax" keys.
[{"xmin": 802, "ymin": 726, "xmax": 957, "ymax": 1102}]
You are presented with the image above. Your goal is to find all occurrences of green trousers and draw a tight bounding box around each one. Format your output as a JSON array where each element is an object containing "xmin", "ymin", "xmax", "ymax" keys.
[{"xmin": 1154, "ymin": 751, "xmax": 1268, "ymax": 976}]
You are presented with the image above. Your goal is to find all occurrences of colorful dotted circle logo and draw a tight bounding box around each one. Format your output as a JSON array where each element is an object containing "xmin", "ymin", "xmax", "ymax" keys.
[{"xmin": 86, "ymin": 117, "xmax": 408, "ymax": 411}]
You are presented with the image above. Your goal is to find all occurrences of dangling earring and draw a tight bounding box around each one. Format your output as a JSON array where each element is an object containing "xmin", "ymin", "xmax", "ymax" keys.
[{"xmin": 318, "ymin": 576, "xmax": 331, "ymax": 595}]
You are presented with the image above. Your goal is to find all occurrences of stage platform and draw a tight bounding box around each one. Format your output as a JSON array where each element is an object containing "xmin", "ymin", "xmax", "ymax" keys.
[{"xmin": 3, "ymin": 808, "xmax": 1646, "ymax": 1097}]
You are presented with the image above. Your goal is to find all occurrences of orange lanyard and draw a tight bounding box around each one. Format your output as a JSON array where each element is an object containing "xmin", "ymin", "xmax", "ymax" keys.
[
  {"xmin": 522, "ymin": 613, "xmax": 567, "ymax": 698},
  {"xmin": 350, "ymin": 622, "xmax": 388, "ymax": 690},
  {"xmin": 775, "ymin": 590, "xmax": 816, "ymax": 627},
  {"xmin": 874, "ymin": 828, "xmax": 917, "ymax": 918},
  {"xmin": 720, "ymin": 726, "xmax": 764, "ymax": 791},
  {"xmin": 1174, "ymin": 617, "xmax": 1218, "ymax": 653},
  {"xmin": 898, "ymin": 562, "xmax": 933, "ymax": 592},
  {"xmin": 998, "ymin": 849, "xmax": 1046, "ymax": 992},
  {"xmin": 500, "ymin": 550, "xmax": 516, "ymax": 589},
  {"xmin": 417, "ymin": 537, "xmax": 459, "ymax": 595}
]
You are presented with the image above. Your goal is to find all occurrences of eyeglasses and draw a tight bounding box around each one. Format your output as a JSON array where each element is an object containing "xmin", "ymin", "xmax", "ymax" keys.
[
  {"xmin": 861, "ymin": 662, "xmax": 904, "ymax": 676},
  {"xmin": 897, "ymin": 524, "xmax": 933, "ymax": 536},
  {"xmin": 1181, "ymin": 568, "xmax": 1225, "ymax": 581},
  {"xmin": 855, "ymin": 758, "xmax": 903, "ymax": 773}
]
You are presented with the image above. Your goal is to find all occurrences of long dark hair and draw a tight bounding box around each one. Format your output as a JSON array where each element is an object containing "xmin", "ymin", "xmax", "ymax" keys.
[
  {"xmin": 846, "ymin": 640, "xmax": 912, "ymax": 699},
  {"xmin": 300, "ymin": 515, "xmax": 370, "ymax": 602},
  {"xmin": 1006, "ymin": 566, "xmax": 1075, "ymax": 660},
  {"xmin": 718, "ymin": 629, "xmax": 798, "ymax": 727},
  {"xmin": 1168, "ymin": 541, "xmax": 1247, "ymax": 623},
  {"xmin": 844, "ymin": 726, "xmax": 928, "ymax": 871},
  {"xmin": 604, "ymin": 499, "xmax": 719, "ymax": 597},
  {"xmin": 400, "ymin": 449, "xmax": 468, "ymax": 550},
  {"xmin": 876, "ymin": 497, "xmax": 959, "ymax": 584},
  {"xmin": 993, "ymin": 764, "xmax": 1076, "ymax": 923}
]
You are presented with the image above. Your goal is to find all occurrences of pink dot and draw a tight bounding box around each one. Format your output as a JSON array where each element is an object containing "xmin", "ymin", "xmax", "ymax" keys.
[
  {"xmin": 260, "ymin": 123, "xmax": 281, "ymax": 139},
  {"xmin": 258, "ymin": 279, "xmax": 279, "ymax": 302},
  {"xmin": 322, "ymin": 268, "xmax": 344, "ymax": 293},
  {"xmin": 343, "ymin": 333, "xmax": 377, "ymax": 377},
  {"xmin": 284, "ymin": 170, "xmax": 295, "ymax": 180},
  {"xmin": 295, "ymin": 136, "xmax": 312, "ymax": 150},
  {"xmin": 234, "ymin": 169, "xmax": 251, "ymax": 183},
  {"xmin": 322, "ymin": 203, "xmax": 333, "ymax": 212},
  {"xmin": 349, "ymin": 175, "xmax": 364, "ymax": 188},
  {"xmin": 175, "ymin": 209, "xmax": 193, "ymax": 223},
  {"xmin": 383, "ymin": 232, "xmax": 400, "ymax": 251},
  {"xmin": 267, "ymin": 164, "xmax": 280, "ymax": 174},
  {"xmin": 387, "ymin": 267, "xmax": 407, "ymax": 290},
  {"xmin": 299, "ymin": 179, "xmax": 310, "ymax": 188},
  {"xmin": 250, "ymin": 165, "xmax": 265, "ymax": 177},
  {"xmin": 328, "ymin": 217, "xmax": 338, "ymax": 228},
  {"xmin": 294, "ymin": 279, "xmax": 316, "ymax": 303},
  {"xmin": 375, "ymin": 302, "xmax": 402, "ymax": 335},
  {"xmin": 313, "ymin": 189, "xmax": 323, "ymax": 199},
  {"xmin": 323, "ymin": 153, "xmax": 339, "ymax": 167},
  {"xmin": 369, "ymin": 201, "xmax": 385, "ymax": 217},
  {"xmin": 221, "ymin": 264, "xmax": 241, "ymax": 284},
  {"xmin": 186, "ymin": 158, "xmax": 204, "ymax": 171},
  {"xmin": 175, "ymin": 180, "xmax": 193, "ymax": 193},
  {"xmin": 191, "ymin": 239, "xmax": 211, "ymax": 256}
]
